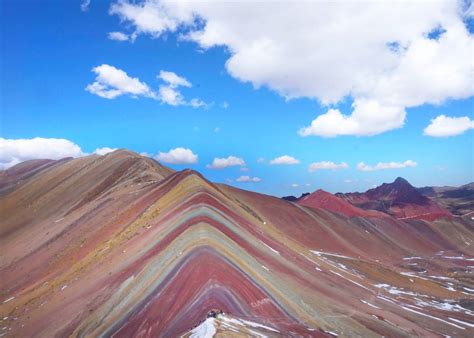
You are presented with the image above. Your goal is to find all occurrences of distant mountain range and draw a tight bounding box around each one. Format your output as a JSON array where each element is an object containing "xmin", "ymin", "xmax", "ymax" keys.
[
  {"xmin": 283, "ymin": 177, "xmax": 473, "ymax": 219},
  {"xmin": 336, "ymin": 177, "xmax": 452, "ymax": 220},
  {"xmin": 417, "ymin": 182, "xmax": 474, "ymax": 216},
  {"xmin": 1, "ymin": 150, "xmax": 473, "ymax": 337},
  {"xmin": 298, "ymin": 189, "xmax": 384, "ymax": 218}
]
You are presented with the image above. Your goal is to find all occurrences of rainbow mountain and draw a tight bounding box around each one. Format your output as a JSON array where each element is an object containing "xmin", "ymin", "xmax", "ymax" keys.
[{"xmin": 0, "ymin": 150, "xmax": 473, "ymax": 337}]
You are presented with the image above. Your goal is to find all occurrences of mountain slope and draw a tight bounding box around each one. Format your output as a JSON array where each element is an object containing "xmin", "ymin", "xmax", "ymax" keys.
[
  {"xmin": 0, "ymin": 149, "xmax": 173, "ymax": 239},
  {"xmin": 0, "ymin": 152, "xmax": 473, "ymax": 337},
  {"xmin": 297, "ymin": 189, "xmax": 384, "ymax": 217},
  {"xmin": 337, "ymin": 177, "xmax": 452, "ymax": 220},
  {"xmin": 418, "ymin": 183, "xmax": 474, "ymax": 216}
]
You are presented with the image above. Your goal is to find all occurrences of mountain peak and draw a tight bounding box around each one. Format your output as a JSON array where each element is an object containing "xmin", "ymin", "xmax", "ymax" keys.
[
  {"xmin": 394, "ymin": 177, "xmax": 410, "ymax": 185},
  {"xmin": 366, "ymin": 176, "xmax": 423, "ymax": 204},
  {"xmin": 106, "ymin": 149, "xmax": 141, "ymax": 158},
  {"xmin": 339, "ymin": 176, "xmax": 451, "ymax": 219}
]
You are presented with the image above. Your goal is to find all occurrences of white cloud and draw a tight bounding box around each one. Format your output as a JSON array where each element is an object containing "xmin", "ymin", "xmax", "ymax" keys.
[
  {"xmin": 81, "ymin": 0, "xmax": 90, "ymax": 12},
  {"xmin": 220, "ymin": 101, "xmax": 229, "ymax": 109},
  {"xmin": 308, "ymin": 161, "xmax": 349, "ymax": 172},
  {"xmin": 207, "ymin": 156, "xmax": 245, "ymax": 169},
  {"xmin": 86, "ymin": 65, "xmax": 208, "ymax": 107},
  {"xmin": 109, "ymin": 0, "xmax": 193, "ymax": 37},
  {"xmin": 188, "ymin": 98, "xmax": 209, "ymax": 108},
  {"xmin": 269, "ymin": 155, "xmax": 300, "ymax": 165},
  {"xmin": 299, "ymin": 103, "xmax": 406, "ymax": 137},
  {"xmin": 94, "ymin": 147, "xmax": 117, "ymax": 155},
  {"xmin": 357, "ymin": 160, "xmax": 417, "ymax": 172},
  {"xmin": 110, "ymin": 1, "xmax": 474, "ymax": 136},
  {"xmin": 240, "ymin": 167, "xmax": 249, "ymax": 172},
  {"xmin": 423, "ymin": 114, "xmax": 474, "ymax": 137},
  {"xmin": 86, "ymin": 64, "xmax": 154, "ymax": 99},
  {"xmin": 291, "ymin": 183, "xmax": 299, "ymax": 188},
  {"xmin": 157, "ymin": 70, "xmax": 208, "ymax": 107},
  {"xmin": 236, "ymin": 175, "xmax": 261, "ymax": 183},
  {"xmin": 0, "ymin": 137, "xmax": 85, "ymax": 169},
  {"xmin": 158, "ymin": 85, "xmax": 184, "ymax": 106},
  {"xmin": 108, "ymin": 31, "xmax": 131, "ymax": 42},
  {"xmin": 158, "ymin": 70, "xmax": 191, "ymax": 88},
  {"xmin": 214, "ymin": 127, "xmax": 220, "ymax": 133},
  {"xmin": 154, "ymin": 147, "xmax": 198, "ymax": 164},
  {"xmin": 256, "ymin": 157, "xmax": 265, "ymax": 164}
]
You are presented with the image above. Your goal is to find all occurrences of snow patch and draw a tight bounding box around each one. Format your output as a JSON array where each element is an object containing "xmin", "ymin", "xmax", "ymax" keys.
[
  {"xmin": 360, "ymin": 299, "xmax": 381, "ymax": 309},
  {"xmin": 190, "ymin": 317, "xmax": 216, "ymax": 338},
  {"xmin": 262, "ymin": 242, "xmax": 280, "ymax": 255},
  {"xmin": 448, "ymin": 317, "xmax": 474, "ymax": 328},
  {"xmin": 330, "ymin": 271, "xmax": 370, "ymax": 290},
  {"xmin": 401, "ymin": 305, "xmax": 465, "ymax": 329},
  {"xmin": 311, "ymin": 250, "xmax": 353, "ymax": 259},
  {"xmin": 374, "ymin": 284, "xmax": 417, "ymax": 296},
  {"xmin": 221, "ymin": 315, "xmax": 279, "ymax": 333},
  {"xmin": 442, "ymin": 256, "xmax": 474, "ymax": 262}
]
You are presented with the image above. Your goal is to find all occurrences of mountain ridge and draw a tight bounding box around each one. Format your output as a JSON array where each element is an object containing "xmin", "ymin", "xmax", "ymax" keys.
[
  {"xmin": 297, "ymin": 189, "xmax": 385, "ymax": 218},
  {"xmin": 1, "ymin": 150, "xmax": 473, "ymax": 337},
  {"xmin": 336, "ymin": 177, "xmax": 451, "ymax": 220}
]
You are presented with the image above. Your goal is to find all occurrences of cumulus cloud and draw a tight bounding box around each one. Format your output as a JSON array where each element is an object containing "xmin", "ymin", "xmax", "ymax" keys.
[
  {"xmin": 86, "ymin": 64, "xmax": 154, "ymax": 99},
  {"xmin": 108, "ymin": 31, "xmax": 132, "ymax": 42},
  {"xmin": 236, "ymin": 175, "xmax": 261, "ymax": 183},
  {"xmin": 86, "ymin": 65, "xmax": 207, "ymax": 107},
  {"xmin": 357, "ymin": 160, "xmax": 417, "ymax": 172},
  {"xmin": 110, "ymin": 0, "xmax": 474, "ymax": 136},
  {"xmin": 0, "ymin": 137, "xmax": 85, "ymax": 169},
  {"xmin": 154, "ymin": 147, "xmax": 198, "ymax": 164},
  {"xmin": 94, "ymin": 147, "xmax": 118, "ymax": 155},
  {"xmin": 156, "ymin": 71, "xmax": 209, "ymax": 107},
  {"xmin": 207, "ymin": 156, "xmax": 245, "ymax": 169},
  {"xmin": 299, "ymin": 102, "xmax": 406, "ymax": 137},
  {"xmin": 109, "ymin": 0, "xmax": 192, "ymax": 37},
  {"xmin": 269, "ymin": 155, "xmax": 300, "ymax": 165},
  {"xmin": 158, "ymin": 85, "xmax": 184, "ymax": 106},
  {"xmin": 308, "ymin": 161, "xmax": 349, "ymax": 172},
  {"xmin": 158, "ymin": 70, "xmax": 191, "ymax": 88},
  {"xmin": 423, "ymin": 114, "xmax": 474, "ymax": 137}
]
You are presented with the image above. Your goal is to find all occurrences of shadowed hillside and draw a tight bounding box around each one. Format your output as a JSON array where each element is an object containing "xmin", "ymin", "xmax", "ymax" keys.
[{"xmin": 418, "ymin": 183, "xmax": 474, "ymax": 216}]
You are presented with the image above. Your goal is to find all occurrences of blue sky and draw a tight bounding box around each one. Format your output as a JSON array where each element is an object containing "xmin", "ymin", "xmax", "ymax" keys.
[{"xmin": 1, "ymin": 0, "xmax": 473, "ymax": 196}]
